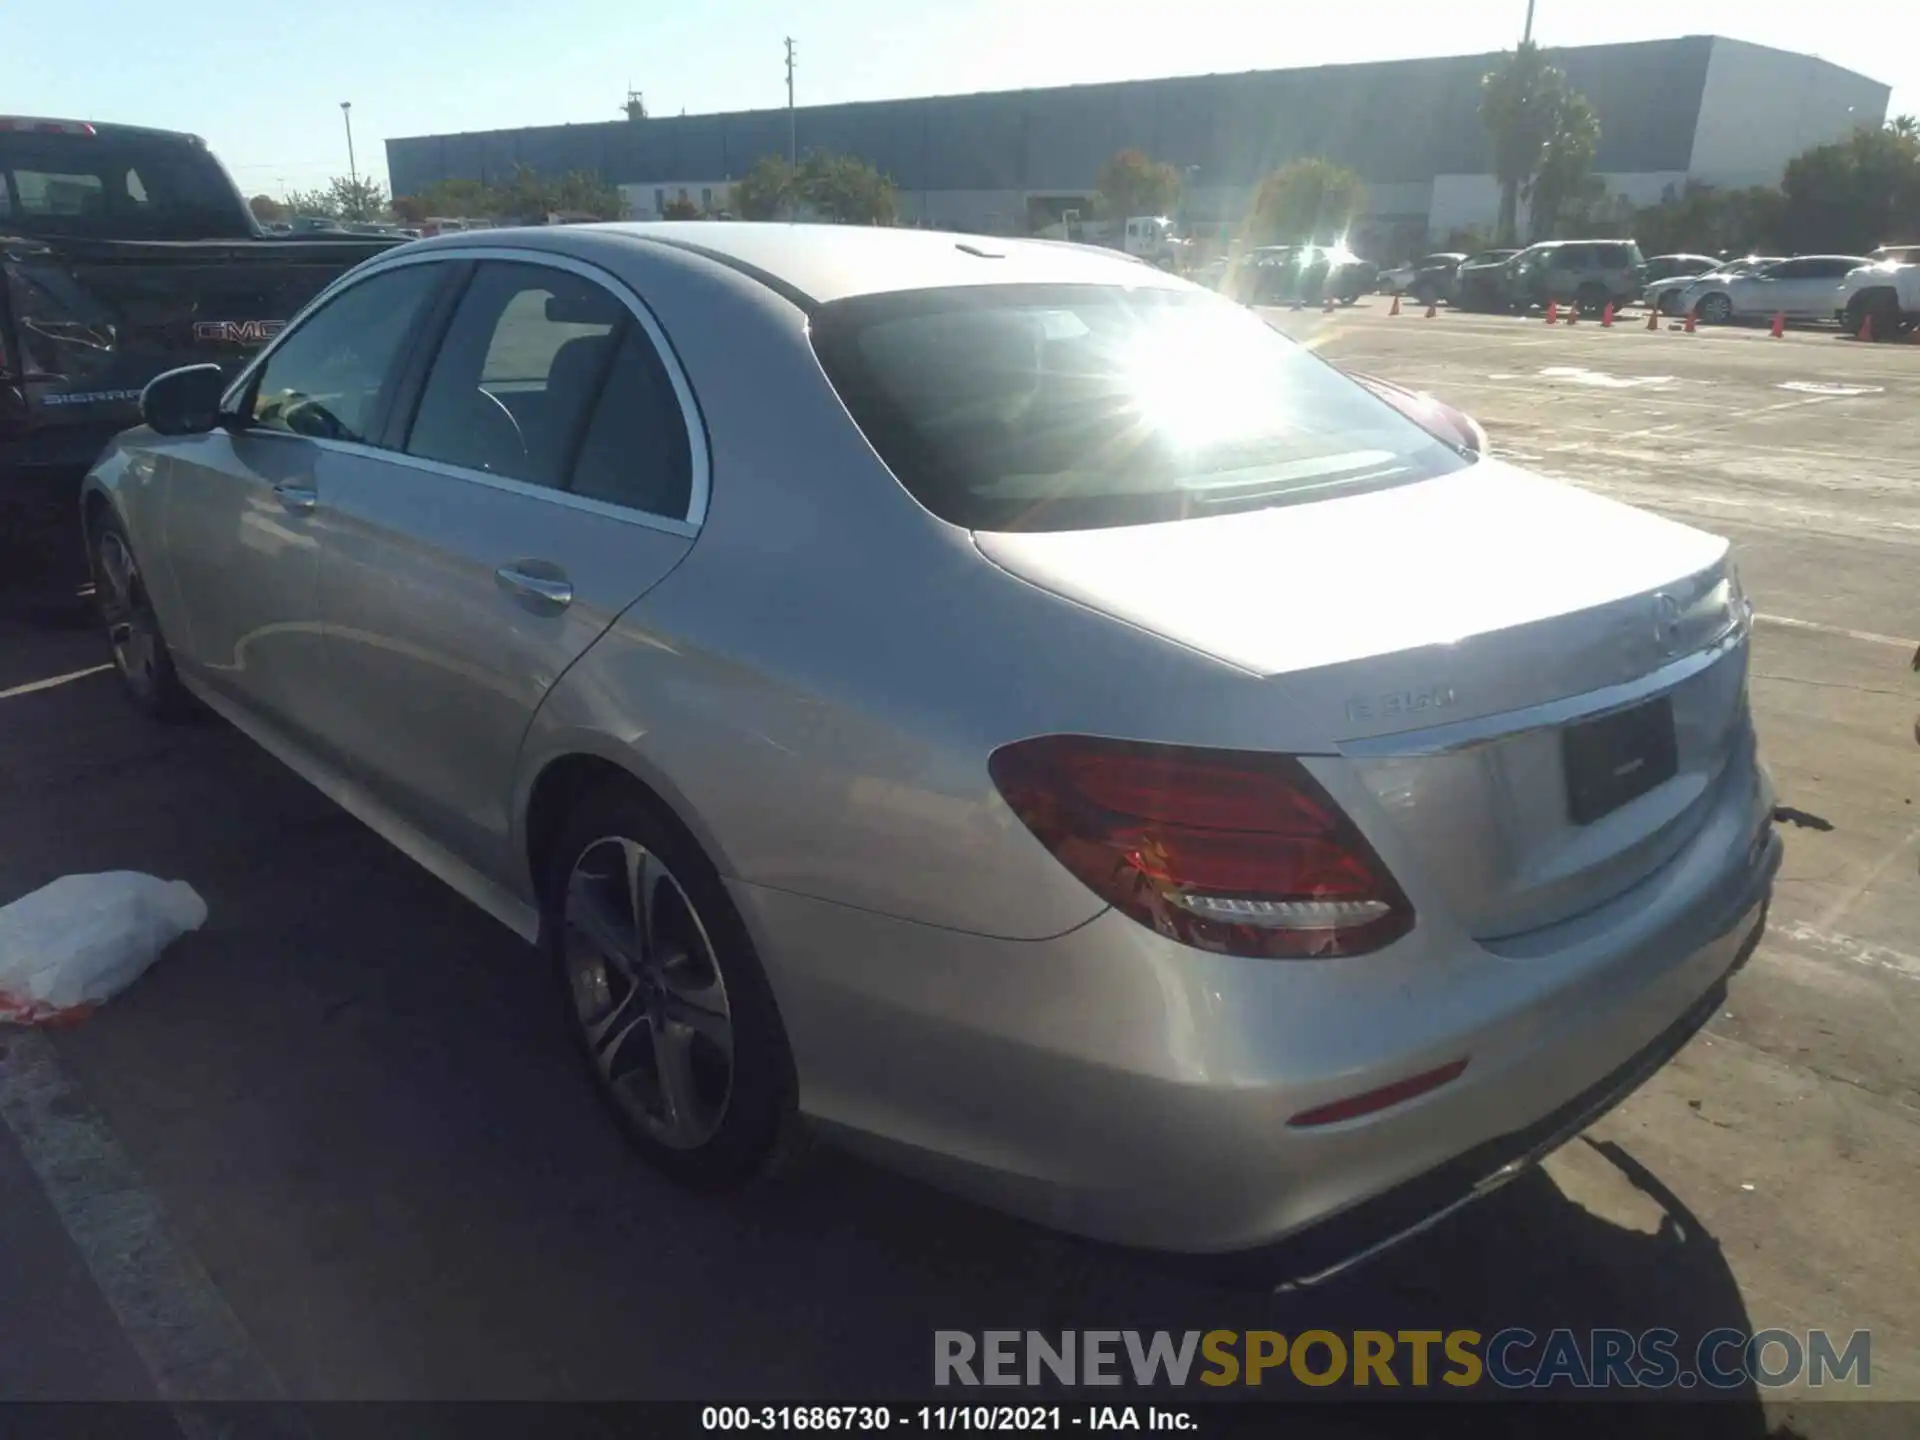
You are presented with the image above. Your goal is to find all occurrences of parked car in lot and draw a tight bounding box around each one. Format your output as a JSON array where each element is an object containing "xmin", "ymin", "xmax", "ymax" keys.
[
  {"xmin": 86, "ymin": 224, "xmax": 1778, "ymax": 1263},
  {"xmin": 1868, "ymin": 242, "xmax": 1920, "ymax": 266},
  {"xmin": 1834, "ymin": 258, "xmax": 1920, "ymax": 337},
  {"xmin": 1447, "ymin": 248, "xmax": 1522, "ymax": 310},
  {"xmin": 1644, "ymin": 255, "xmax": 1780, "ymax": 315},
  {"xmin": 1639, "ymin": 253, "xmax": 1721, "ymax": 286},
  {"xmin": 1678, "ymin": 254, "xmax": 1871, "ymax": 324},
  {"xmin": 1498, "ymin": 239, "xmax": 1647, "ymax": 313},
  {"xmin": 1225, "ymin": 243, "xmax": 1375, "ymax": 306},
  {"xmin": 1381, "ymin": 251, "xmax": 1465, "ymax": 303},
  {"xmin": 0, "ymin": 116, "xmax": 399, "ymax": 507}
]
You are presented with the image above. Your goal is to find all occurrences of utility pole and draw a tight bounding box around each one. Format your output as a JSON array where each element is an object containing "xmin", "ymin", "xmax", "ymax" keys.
[
  {"xmin": 1522, "ymin": 0, "xmax": 1535, "ymax": 43},
  {"xmin": 784, "ymin": 37, "xmax": 797, "ymax": 166},
  {"xmin": 340, "ymin": 101, "xmax": 358, "ymax": 190}
]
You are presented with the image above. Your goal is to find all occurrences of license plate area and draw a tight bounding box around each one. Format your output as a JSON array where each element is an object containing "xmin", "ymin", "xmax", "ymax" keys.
[{"xmin": 1562, "ymin": 696, "xmax": 1678, "ymax": 826}]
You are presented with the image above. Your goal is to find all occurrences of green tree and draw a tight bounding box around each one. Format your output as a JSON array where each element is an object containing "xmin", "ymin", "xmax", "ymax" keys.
[
  {"xmin": 1632, "ymin": 180, "xmax": 1784, "ymax": 257},
  {"xmin": 412, "ymin": 177, "xmax": 495, "ymax": 219},
  {"xmin": 798, "ymin": 150, "xmax": 897, "ymax": 224},
  {"xmin": 1890, "ymin": 114, "xmax": 1919, "ymax": 142},
  {"xmin": 326, "ymin": 175, "xmax": 387, "ymax": 222},
  {"xmin": 1245, "ymin": 157, "xmax": 1366, "ymax": 245},
  {"xmin": 282, "ymin": 187, "xmax": 337, "ymax": 219},
  {"xmin": 734, "ymin": 156, "xmax": 798, "ymax": 220},
  {"xmin": 1526, "ymin": 90, "xmax": 1600, "ymax": 238},
  {"xmin": 661, "ymin": 195, "xmax": 701, "ymax": 220},
  {"xmin": 549, "ymin": 170, "xmax": 627, "ymax": 220},
  {"xmin": 1779, "ymin": 124, "xmax": 1920, "ymax": 253},
  {"xmin": 1093, "ymin": 150, "xmax": 1182, "ymax": 220},
  {"xmin": 1480, "ymin": 41, "xmax": 1562, "ymax": 245},
  {"xmin": 247, "ymin": 194, "xmax": 287, "ymax": 223}
]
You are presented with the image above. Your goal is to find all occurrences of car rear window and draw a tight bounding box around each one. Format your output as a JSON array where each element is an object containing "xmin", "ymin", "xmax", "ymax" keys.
[
  {"xmin": 811, "ymin": 283, "xmax": 1470, "ymax": 533},
  {"xmin": 0, "ymin": 132, "xmax": 248, "ymax": 239}
]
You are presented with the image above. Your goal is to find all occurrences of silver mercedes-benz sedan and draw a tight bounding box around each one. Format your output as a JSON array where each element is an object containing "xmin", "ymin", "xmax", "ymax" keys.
[{"xmin": 82, "ymin": 223, "xmax": 1777, "ymax": 1270}]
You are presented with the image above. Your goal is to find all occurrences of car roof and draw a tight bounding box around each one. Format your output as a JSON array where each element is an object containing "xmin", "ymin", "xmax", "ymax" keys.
[{"xmin": 403, "ymin": 222, "xmax": 1189, "ymax": 307}]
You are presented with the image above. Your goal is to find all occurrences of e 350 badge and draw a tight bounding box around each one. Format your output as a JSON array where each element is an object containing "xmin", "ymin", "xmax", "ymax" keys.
[{"xmin": 1346, "ymin": 686, "xmax": 1458, "ymax": 724}]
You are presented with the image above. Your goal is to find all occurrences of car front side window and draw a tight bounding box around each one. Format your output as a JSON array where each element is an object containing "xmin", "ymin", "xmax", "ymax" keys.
[{"xmin": 248, "ymin": 264, "xmax": 444, "ymax": 443}]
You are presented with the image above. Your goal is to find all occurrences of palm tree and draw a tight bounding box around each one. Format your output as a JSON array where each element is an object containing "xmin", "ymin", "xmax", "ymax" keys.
[
  {"xmin": 1889, "ymin": 114, "xmax": 1919, "ymax": 141},
  {"xmin": 1481, "ymin": 42, "xmax": 1557, "ymax": 245}
]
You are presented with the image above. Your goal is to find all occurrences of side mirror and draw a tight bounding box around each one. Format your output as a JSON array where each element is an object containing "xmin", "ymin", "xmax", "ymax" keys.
[{"xmin": 141, "ymin": 364, "xmax": 230, "ymax": 437}]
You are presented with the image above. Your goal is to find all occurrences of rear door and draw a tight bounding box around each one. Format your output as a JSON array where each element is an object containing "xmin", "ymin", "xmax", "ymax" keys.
[
  {"xmin": 311, "ymin": 253, "xmax": 704, "ymax": 883},
  {"xmin": 159, "ymin": 260, "xmax": 448, "ymax": 734}
]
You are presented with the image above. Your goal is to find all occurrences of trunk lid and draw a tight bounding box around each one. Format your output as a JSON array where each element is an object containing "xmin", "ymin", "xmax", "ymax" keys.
[{"xmin": 974, "ymin": 462, "xmax": 1755, "ymax": 938}]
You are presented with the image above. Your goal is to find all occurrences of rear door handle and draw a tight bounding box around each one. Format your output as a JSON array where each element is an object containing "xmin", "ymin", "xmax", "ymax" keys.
[
  {"xmin": 494, "ymin": 563, "xmax": 574, "ymax": 612},
  {"xmin": 273, "ymin": 482, "xmax": 317, "ymax": 515}
]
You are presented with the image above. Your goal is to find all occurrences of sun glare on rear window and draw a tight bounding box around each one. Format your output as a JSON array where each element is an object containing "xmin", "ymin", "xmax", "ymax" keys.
[{"xmin": 811, "ymin": 283, "xmax": 1469, "ymax": 532}]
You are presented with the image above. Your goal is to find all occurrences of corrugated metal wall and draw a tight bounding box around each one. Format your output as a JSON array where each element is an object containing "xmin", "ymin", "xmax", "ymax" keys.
[{"xmin": 387, "ymin": 37, "xmax": 1719, "ymax": 198}]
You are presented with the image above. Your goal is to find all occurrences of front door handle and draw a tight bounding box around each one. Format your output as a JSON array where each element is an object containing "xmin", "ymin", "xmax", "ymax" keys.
[
  {"xmin": 494, "ymin": 563, "xmax": 574, "ymax": 612},
  {"xmin": 273, "ymin": 482, "xmax": 317, "ymax": 515}
]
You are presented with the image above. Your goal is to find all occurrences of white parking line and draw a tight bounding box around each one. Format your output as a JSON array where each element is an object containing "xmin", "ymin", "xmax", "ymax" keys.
[
  {"xmin": 1753, "ymin": 614, "xmax": 1919, "ymax": 650},
  {"xmin": 0, "ymin": 1030, "xmax": 286, "ymax": 1410},
  {"xmin": 0, "ymin": 664, "xmax": 113, "ymax": 702}
]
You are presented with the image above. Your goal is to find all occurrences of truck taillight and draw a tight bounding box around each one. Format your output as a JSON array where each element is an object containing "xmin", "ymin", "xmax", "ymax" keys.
[{"xmin": 989, "ymin": 735, "xmax": 1413, "ymax": 960}]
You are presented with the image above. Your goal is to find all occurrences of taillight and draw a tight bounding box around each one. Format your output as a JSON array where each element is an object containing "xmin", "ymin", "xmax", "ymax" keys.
[{"xmin": 989, "ymin": 735, "xmax": 1413, "ymax": 960}]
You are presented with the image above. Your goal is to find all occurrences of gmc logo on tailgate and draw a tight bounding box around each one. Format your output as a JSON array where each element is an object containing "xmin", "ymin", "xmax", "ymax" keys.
[{"xmin": 193, "ymin": 319, "xmax": 286, "ymax": 345}]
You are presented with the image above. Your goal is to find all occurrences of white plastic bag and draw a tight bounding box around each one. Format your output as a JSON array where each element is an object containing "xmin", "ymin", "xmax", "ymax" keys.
[{"xmin": 0, "ymin": 872, "xmax": 207, "ymax": 1024}]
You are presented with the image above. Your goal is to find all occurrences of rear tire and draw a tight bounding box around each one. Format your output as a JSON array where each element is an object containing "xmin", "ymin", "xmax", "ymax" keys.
[
  {"xmin": 1697, "ymin": 292, "xmax": 1734, "ymax": 324},
  {"xmin": 89, "ymin": 511, "xmax": 195, "ymax": 722},
  {"xmin": 542, "ymin": 783, "xmax": 806, "ymax": 1189}
]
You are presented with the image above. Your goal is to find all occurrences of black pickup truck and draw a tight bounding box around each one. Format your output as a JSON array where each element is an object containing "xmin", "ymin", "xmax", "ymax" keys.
[{"xmin": 1, "ymin": 117, "xmax": 400, "ymax": 521}]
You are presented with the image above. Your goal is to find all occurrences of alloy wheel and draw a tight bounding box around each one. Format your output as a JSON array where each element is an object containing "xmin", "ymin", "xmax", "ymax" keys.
[
  {"xmin": 95, "ymin": 531, "xmax": 161, "ymax": 695},
  {"xmin": 562, "ymin": 836, "xmax": 735, "ymax": 1150}
]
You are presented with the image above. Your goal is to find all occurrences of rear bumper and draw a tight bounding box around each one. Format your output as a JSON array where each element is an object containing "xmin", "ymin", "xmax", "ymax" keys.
[{"xmin": 732, "ymin": 750, "xmax": 1778, "ymax": 1256}]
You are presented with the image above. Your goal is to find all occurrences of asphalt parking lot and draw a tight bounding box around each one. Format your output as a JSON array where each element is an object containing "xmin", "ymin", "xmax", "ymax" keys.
[{"xmin": 0, "ymin": 301, "xmax": 1916, "ymax": 1430}]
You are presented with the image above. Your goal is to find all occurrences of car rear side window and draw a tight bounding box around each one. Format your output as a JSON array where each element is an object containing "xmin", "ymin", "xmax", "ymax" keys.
[
  {"xmin": 405, "ymin": 262, "xmax": 625, "ymax": 489},
  {"xmin": 248, "ymin": 264, "xmax": 443, "ymax": 444},
  {"xmin": 811, "ymin": 283, "xmax": 1469, "ymax": 533},
  {"xmin": 566, "ymin": 326, "xmax": 693, "ymax": 520}
]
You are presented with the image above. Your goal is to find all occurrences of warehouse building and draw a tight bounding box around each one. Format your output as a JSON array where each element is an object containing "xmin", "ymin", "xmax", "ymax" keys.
[{"xmin": 385, "ymin": 35, "xmax": 1887, "ymax": 250}]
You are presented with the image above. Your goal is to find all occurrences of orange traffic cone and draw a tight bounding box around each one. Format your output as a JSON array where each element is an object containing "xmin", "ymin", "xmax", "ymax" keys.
[
  {"xmin": 1857, "ymin": 312, "xmax": 1874, "ymax": 343},
  {"xmin": 1545, "ymin": 301, "xmax": 1558, "ymax": 325},
  {"xmin": 1770, "ymin": 311, "xmax": 1785, "ymax": 338},
  {"xmin": 1683, "ymin": 309, "xmax": 1697, "ymax": 333},
  {"xmin": 1602, "ymin": 302, "xmax": 1615, "ymax": 328},
  {"xmin": 1645, "ymin": 307, "xmax": 1659, "ymax": 331},
  {"xmin": 1388, "ymin": 293, "xmax": 1402, "ymax": 317},
  {"xmin": 1424, "ymin": 300, "xmax": 1437, "ymax": 319},
  {"xmin": 1567, "ymin": 304, "xmax": 1581, "ymax": 325}
]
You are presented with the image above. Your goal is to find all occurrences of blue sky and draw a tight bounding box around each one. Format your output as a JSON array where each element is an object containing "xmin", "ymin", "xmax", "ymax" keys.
[{"xmin": 10, "ymin": 1, "xmax": 1915, "ymax": 196}]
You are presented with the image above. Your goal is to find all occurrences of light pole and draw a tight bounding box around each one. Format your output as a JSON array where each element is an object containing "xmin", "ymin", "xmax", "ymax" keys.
[
  {"xmin": 340, "ymin": 102, "xmax": 358, "ymax": 191},
  {"xmin": 1522, "ymin": 0, "xmax": 1535, "ymax": 42}
]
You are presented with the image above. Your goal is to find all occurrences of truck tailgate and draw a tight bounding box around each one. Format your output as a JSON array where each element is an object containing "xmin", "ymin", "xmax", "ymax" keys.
[{"xmin": 1, "ymin": 235, "xmax": 397, "ymax": 452}]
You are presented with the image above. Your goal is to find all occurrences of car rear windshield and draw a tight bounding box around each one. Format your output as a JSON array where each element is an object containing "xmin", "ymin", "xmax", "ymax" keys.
[
  {"xmin": 0, "ymin": 133, "xmax": 249, "ymax": 239},
  {"xmin": 811, "ymin": 283, "xmax": 1470, "ymax": 533}
]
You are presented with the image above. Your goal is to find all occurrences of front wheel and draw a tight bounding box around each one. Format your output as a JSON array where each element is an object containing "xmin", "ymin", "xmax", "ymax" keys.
[
  {"xmin": 1696, "ymin": 292, "xmax": 1734, "ymax": 324},
  {"xmin": 544, "ymin": 785, "xmax": 804, "ymax": 1188},
  {"xmin": 90, "ymin": 513, "xmax": 194, "ymax": 721}
]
